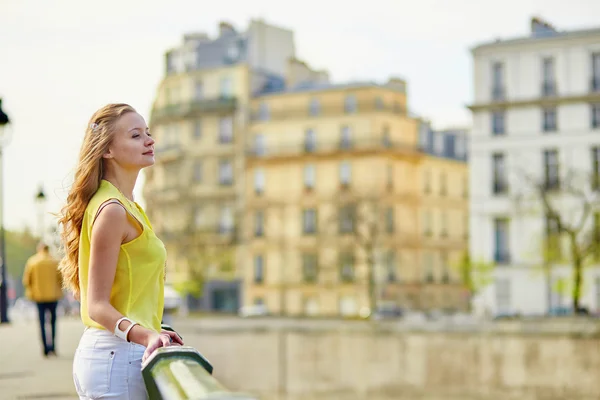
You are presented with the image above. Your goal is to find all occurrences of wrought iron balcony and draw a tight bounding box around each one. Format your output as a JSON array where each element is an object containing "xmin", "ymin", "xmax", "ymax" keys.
[
  {"xmin": 151, "ymin": 96, "xmax": 237, "ymax": 124},
  {"xmin": 541, "ymin": 82, "xmax": 557, "ymax": 97}
]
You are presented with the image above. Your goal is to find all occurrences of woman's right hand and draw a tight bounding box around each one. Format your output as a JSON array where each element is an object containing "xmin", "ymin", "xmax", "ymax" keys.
[{"xmin": 142, "ymin": 332, "xmax": 174, "ymax": 362}]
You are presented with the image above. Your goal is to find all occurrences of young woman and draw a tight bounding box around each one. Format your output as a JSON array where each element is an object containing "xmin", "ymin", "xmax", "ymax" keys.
[{"xmin": 58, "ymin": 103, "xmax": 183, "ymax": 399}]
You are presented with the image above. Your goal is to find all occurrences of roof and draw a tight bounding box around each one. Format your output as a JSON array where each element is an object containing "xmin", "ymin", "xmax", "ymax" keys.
[{"xmin": 254, "ymin": 80, "xmax": 403, "ymax": 98}]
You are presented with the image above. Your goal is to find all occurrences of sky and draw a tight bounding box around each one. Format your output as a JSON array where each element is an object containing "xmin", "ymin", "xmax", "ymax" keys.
[{"xmin": 1, "ymin": 0, "xmax": 599, "ymax": 232}]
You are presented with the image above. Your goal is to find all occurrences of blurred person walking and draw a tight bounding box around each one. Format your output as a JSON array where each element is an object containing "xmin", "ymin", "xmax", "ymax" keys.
[{"xmin": 23, "ymin": 242, "xmax": 63, "ymax": 357}]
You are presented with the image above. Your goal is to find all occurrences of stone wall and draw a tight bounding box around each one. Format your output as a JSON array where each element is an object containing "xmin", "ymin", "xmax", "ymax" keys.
[{"xmin": 180, "ymin": 322, "xmax": 600, "ymax": 399}]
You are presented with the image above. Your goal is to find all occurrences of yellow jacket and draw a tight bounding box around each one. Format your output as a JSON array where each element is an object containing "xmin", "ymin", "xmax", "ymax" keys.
[{"xmin": 22, "ymin": 251, "xmax": 63, "ymax": 303}]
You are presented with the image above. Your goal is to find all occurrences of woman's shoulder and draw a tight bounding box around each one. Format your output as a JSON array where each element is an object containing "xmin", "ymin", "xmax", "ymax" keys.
[{"xmin": 85, "ymin": 180, "xmax": 121, "ymax": 216}]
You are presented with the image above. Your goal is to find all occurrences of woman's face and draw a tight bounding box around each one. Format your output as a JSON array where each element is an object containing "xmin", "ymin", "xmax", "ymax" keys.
[{"xmin": 104, "ymin": 112, "xmax": 155, "ymax": 170}]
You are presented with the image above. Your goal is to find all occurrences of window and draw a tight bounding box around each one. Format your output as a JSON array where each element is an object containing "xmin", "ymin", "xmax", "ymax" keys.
[
  {"xmin": 302, "ymin": 209, "xmax": 317, "ymax": 234},
  {"xmin": 495, "ymin": 278, "xmax": 511, "ymax": 315},
  {"xmin": 382, "ymin": 125, "xmax": 391, "ymax": 147},
  {"xmin": 592, "ymin": 104, "xmax": 600, "ymax": 129},
  {"xmin": 385, "ymin": 251, "xmax": 396, "ymax": 282},
  {"xmin": 258, "ymin": 102, "xmax": 270, "ymax": 121},
  {"xmin": 219, "ymin": 206, "xmax": 234, "ymax": 234},
  {"xmin": 423, "ymin": 210, "xmax": 432, "ymax": 236},
  {"xmin": 220, "ymin": 76, "xmax": 232, "ymax": 97},
  {"xmin": 424, "ymin": 252, "xmax": 434, "ymax": 282},
  {"xmin": 219, "ymin": 117, "xmax": 233, "ymax": 143},
  {"xmin": 491, "ymin": 62, "xmax": 505, "ymax": 100},
  {"xmin": 375, "ymin": 96, "xmax": 384, "ymax": 110},
  {"xmin": 344, "ymin": 95, "xmax": 357, "ymax": 113},
  {"xmin": 194, "ymin": 81, "xmax": 204, "ymax": 100},
  {"xmin": 340, "ymin": 161, "xmax": 351, "ymax": 186},
  {"xmin": 592, "ymin": 53, "xmax": 600, "ymax": 92},
  {"xmin": 542, "ymin": 107, "xmax": 557, "ymax": 132},
  {"xmin": 440, "ymin": 172, "xmax": 447, "ymax": 196},
  {"xmin": 542, "ymin": 58, "xmax": 556, "ymax": 96},
  {"xmin": 218, "ymin": 159, "xmax": 233, "ymax": 185},
  {"xmin": 543, "ymin": 149, "xmax": 560, "ymax": 190},
  {"xmin": 441, "ymin": 211, "xmax": 448, "ymax": 237},
  {"xmin": 492, "ymin": 153, "xmax": 508, "ymax": 194},
  {"xmin": 339, "ymin": 253, "xmax": 354, "ymax": 282},
  {"xmin": 193, "ymin": 161, "xmax": 202, "ymax": 183},
  {"xmin": 339, "ymin": 205, "xmax": 356, "ymax": 234},
  {"xmin": 193, "ymin": 120, "xmax": 202, "ymax": 139},
  {"xmin": 304, "ymin": 129, "xmax": 316, "ymax": 152},
  {"xmin": 254, "ymin": 210, "xmax": 264, "ymax": 237},
  {"xmin": 302, "ymin": 253, "xmax": 318, "ymax": 283},
  {"xmin": 545, "ymin": 214, "xmax": 561, "ymax": 261},
  {"xmin": 309, "ymin": 98, "xmax": 320, "ymax": 116},
  {"xmin": 423, "ymin": 169, "xmax": 431, "ymax": 193},
  {"xmin": 441, "ymin": 251, "xmax": 450, "ymax": 283},
  {"xmin": 340, "ymin": 126, "xmax": 352, "ymax": 149},
  {"xmin": 254, "ymin": 168, "xmax": 265, "ymax": 195},
  {"xmin": 385, "ymin": 207, "xmax": 394, "ymax": 234},
  {"xmin": 492, "ymin": 111, "xmax": 505, "ymax": 135},
  {"xmin": 254, "ymin": 134, "xmax": 266, "ymax": 156},
  {"xmin": 592, "ymin": 147, "xmax": 600, "ymax": 191},
  {"xmin": 387, "ymin": 164, "xmax": 393, "ymax": 189},
  {"xmin": 304, "ymin": 164, "xmax": 315, "ymax": 190},
  {"xmin": 254, "ymin": 255, "xmax": 264, "ymax": 284},
  {"xmin": 494, "ymin": 218, "xmax": 510, "ymax": 264}
]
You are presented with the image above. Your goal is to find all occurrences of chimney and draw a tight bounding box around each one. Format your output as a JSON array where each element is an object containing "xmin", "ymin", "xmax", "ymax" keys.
[{"xmin": 531, "ymin": 17, "xmax": 557, "ymax": 37}]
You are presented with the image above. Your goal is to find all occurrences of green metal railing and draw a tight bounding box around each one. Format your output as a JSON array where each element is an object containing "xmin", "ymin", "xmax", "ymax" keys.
[{"xmin": 142, "ymin": 325, "xmax": 258, "ymax": 400}]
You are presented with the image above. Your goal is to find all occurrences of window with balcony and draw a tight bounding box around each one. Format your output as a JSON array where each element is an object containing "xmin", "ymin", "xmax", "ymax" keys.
[
  {"xmin": 340, "ymin": 161, "xmax": 352, "ymax": 187},
  {"xmin": 339, "ymin": 205, "xmax": 356, "ymax": 234},
  {"xmin": 542, "ymin": 107, "xmax": 558, "ymax": 132},
  {"xmin": 441, "ymin": 211, "xmax": 448, "ymax": 237},
  {"xmin": 339, "ymin": 253, "xmax": 355, "ymax": 282},
  {"xmin": 440, "ymin": 171, "xmax": 447, "ymax": 196},
  {"xmin": 304, "ymin": 164, "xmax": 315, "ymax": 190},
  {"xmin": 302, "ymin": 253, "xmax": 318, "ymax": 283},
  {"xmin": 302, "ymin": 208, "xmax": 317, "ymax": 235},
  {"xmin": 254, "ymin": 255, "xmax": 264, "ymax": 284},
  {"xmin": 193, "ymin": 161, "xmax": 202, "ymax": 183},
  {"xmin": 219, "ymin": 117, "xmax": 233, "ymax": 143},
  {"xmin": 220, "ymin": 76, "xmax": 232, "ymax": 97},
  {"xmin": 592, "ymin": 147, "xmax": 600, "ymax": 191},
  {"xmin": 441, "ymin": 251, "xmax": 450, "ymax": 283},
  {"xmin": 491, "ymin": 62, "xmax": 505, "ymax": 100},
  {"xmin": 423, "ymin": 209, "xmax": 432, "ymax": 237},
  {"xmin": 344, "ymin": 95, "xmax": 357, "ymax": 114},
  {"xmin": 544, "ymin": 149, "xmax": 560, "ymax": 190},
  {"xmin": 382, "ymin": 125, "xmax": 392, "ymax": 148},
  {"xmin": 219, "ymin": 205, "xmax": 234, "ymax": 234},
  {"xmin": 541, "ymin": 57, "xmax": 556, "ymax": 96},
  {"xmin": 492, "ymin": 153, "xmax": 508, "ymax": 194},
  {"xmin": 591, "ymin": 104, "xmax": 600, "ymax": 129},
  {"xmin": 218, "ymin": 159, "xmax": 233, "ymax": 185},
  {"xmin": 385, "ymin": 207, "xmax": 394, "ymax": 234},
  {"xmin": 492, "ymin": 111, "xmax": 505, "ymax": 135},
  {"xmin": 254, "ymin": 210, "xmax": 264, "ymax": 237},
  {"xmin": 592, "ymin": 53, "xmax": 600, "ymax": 92},
  {"xmin": 254, "ymin": 168, "xmax": 265, "ymax": 195},
  {"xmin": 304, "ymin": 129, "xmax": 316, "ymax": 152},
  {"xmin": 258, "ymin": 102, "xmax": 270, "ymax": 121},
  {"xmin": 494, "ymin": 218, "xmax": 510, "ymax": 264},
  {"xmin": 309, "ymin": 98, "xmax": 320, "ymax": 116},
  {"xmin": 545, "ymin": 214, "xmax": 561, "ymax": 261},
  {"xmin": 193, "ymin": 120, "xmax": 202, "ymax": 139},
  {"xmin": 340, "ymin": 125, "xmax": 352, "ymax": 149},
  {"xmin": 194, "ymin": 81, "xmax": 204, "ymax": 100},
  {"xmin": 385, "ymin": 251, "xmax": 396, "ymax": 282},
  {"xmin": 424, "ymin": 251, "xmax": 434, "ymax": 283},
  {"xmin": 253, "ymin": 134, "xmax": 266, "ymax": 156}
]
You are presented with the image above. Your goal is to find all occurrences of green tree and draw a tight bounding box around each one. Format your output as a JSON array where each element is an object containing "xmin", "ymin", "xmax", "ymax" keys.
[{"xmin": 453, "ymin": 252, "xmax": 495, "ymax": 303}]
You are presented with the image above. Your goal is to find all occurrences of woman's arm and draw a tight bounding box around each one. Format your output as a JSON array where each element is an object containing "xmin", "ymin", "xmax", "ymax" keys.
[{"xmin": 87, "ymin": 203, "xmax": 158, "ymax": 347}]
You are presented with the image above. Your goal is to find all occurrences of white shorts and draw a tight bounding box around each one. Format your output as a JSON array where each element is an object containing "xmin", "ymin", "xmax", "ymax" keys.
[{"xmin": 72, "ymin": 327, "xmax": 148, "ymax": 399}]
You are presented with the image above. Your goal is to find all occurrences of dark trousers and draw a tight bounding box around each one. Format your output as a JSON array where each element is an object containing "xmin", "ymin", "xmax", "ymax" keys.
[{"xmin": 36, "ymin": 301, "xmax": 58, "ymax": 355}]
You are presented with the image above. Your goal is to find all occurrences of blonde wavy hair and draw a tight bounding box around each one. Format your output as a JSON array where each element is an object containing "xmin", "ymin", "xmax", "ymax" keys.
[{"xmin": 58, "ymin": 103, "xmax": 136, "ymax": 298}]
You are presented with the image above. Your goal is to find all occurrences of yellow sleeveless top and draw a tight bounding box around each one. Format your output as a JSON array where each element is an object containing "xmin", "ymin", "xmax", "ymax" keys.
[{"xmin": 78, "ymin": 180, "xmax": 166, "ymax": 333}]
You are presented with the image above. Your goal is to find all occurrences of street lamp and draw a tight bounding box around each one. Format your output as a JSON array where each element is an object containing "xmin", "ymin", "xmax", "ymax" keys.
[
  {"xmin": 0, "ymin": 99, "xmax": 12, "ymax": 324},
  {"xmin": 35, "ymin": 185, "xmax": 46, "ymax": 241}
]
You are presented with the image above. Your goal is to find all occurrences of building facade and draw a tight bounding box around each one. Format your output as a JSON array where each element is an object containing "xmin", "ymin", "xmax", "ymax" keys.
[
  {"xmin": 144, "ymin": 20, "xmax": 295, "ymax": 312},
  {"xmin": 469, "ymin": 18, "xmax": 600, "ymax": 316},
  {"xmin": 244, "ymin": 78, "xmax": 469, "ymax": 316}
]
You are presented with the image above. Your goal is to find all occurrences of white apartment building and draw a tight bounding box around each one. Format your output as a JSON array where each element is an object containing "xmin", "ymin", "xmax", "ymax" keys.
[{"xmin": 469, "ymin": 18, "xmax": 600, "ymax": 316}]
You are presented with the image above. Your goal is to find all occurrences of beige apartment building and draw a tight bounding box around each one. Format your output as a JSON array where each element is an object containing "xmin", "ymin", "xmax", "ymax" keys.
[{"xmin": 243, "ymin": 71, "xmax": 469, "ymax": 316}]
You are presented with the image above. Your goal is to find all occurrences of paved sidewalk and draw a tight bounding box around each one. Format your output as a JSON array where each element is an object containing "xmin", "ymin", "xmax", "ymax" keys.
[{"xmin": 0, "ymin": 317, "xmax": 82, "ymax": 400}]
